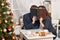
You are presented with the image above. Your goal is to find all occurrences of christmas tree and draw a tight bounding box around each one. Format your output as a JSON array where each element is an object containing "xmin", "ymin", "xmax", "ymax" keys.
[{"xmin": 0, "ymin": 0, "xmax": 16, "ymax": 40}]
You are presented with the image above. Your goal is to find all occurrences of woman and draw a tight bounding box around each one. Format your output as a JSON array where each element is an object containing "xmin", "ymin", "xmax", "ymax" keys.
[{"xmin": 37, "ymin": 6, "xmax": 57, "ymax": 39}]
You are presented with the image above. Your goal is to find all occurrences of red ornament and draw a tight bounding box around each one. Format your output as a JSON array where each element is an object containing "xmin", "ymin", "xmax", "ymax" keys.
[
  {"xmin": 0, "ymin": 20, "xmax": 2, "ymax": 24},
  {"xmin": 8, "ymin": 26, "xmax": 12, "ymax": 31},
  {"xmin": 0, "ymin": 14, "xmax": 2, "ymax": 17},
  {"xmin": 2, "ymin": 36, "xmax": 5, "ymax": 40},
  {"xmin": 10, "ymin": 12, "xmax": 13, "ymax": 16},
  {"xmin": 2, "ymin": 36, "xmax": 4, "ymax": 39}
]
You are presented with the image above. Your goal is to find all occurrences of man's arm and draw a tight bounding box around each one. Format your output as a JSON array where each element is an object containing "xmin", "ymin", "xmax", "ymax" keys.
[{"xmin": 23, "ymin": 14, "xmax": 37, "ymax": 29}]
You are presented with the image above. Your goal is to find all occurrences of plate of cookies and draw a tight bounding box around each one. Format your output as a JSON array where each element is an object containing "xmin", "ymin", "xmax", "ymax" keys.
[{"xmin": 32, "ymin": 29, "xmax": 52, "ymax": 36}]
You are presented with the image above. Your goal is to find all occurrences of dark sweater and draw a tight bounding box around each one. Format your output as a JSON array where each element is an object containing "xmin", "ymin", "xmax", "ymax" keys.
[
  {"xmin": 23, "ymin": 13, "xmax": 57, "ymax": 39},
  {"xmin": 23, "ymin": 13, "xmax": 40, "ymax": 29},
  {"xmin": 23, "ymin": 13, "xmax": 52, "ymax": 30}
]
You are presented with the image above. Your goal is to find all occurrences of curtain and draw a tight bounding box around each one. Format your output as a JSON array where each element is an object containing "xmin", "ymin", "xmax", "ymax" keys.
[{"xmin": 9, "ymin": 0, "xmax": 45, "ymax": 23}]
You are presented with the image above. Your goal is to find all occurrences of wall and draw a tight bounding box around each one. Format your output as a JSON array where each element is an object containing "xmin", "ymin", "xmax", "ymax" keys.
[
  {"xmin": 9, "ymin": 0, "xmax": 60, "ymax": 22},
  {"xmin": 51, "ymin": 0, "xmax": 60, "ymax": 20},
  {"xmin": 9, "ymin": 0, "xmax": 44, "ymax": 23}
]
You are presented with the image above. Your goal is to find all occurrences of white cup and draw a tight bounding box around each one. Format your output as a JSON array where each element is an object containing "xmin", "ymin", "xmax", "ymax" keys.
[{"xmin": 44, "ymin": 29, "xmax": 49, "ymax": 33}]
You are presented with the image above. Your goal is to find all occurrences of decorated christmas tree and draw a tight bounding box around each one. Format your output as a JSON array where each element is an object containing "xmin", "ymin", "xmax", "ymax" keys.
[{"xmin": 0, "ymin": 0, "xmax": 16, "ymax": 40}]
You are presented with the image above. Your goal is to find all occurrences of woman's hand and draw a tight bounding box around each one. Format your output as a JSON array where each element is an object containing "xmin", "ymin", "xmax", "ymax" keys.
[
  {"xmin": 39, "ymin": 17, "xmax": 44, "ymax": 29},
  {"xmin": 32, "ymin": 16, "xmax": 37, "ymax": 24},
  {"xmin": 39, "ymin": 17, "xmax": 43, "ymax": 22}
]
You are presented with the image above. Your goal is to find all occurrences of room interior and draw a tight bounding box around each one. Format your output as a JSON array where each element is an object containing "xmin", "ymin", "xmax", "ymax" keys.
[{"xmin": 1, "ymin": 0, "xmax": 60, "ymax": 40}]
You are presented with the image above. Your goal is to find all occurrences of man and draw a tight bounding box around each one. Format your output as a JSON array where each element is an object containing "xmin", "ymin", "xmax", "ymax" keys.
[{"xmin": 23, "ymin": 5, "xmax": 39, "ymax": 29}]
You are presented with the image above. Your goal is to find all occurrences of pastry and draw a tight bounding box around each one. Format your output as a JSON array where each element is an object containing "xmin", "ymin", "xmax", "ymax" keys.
[{"xmin": 39, "ymin": 32, "xmax": 46, "ymax": 36}]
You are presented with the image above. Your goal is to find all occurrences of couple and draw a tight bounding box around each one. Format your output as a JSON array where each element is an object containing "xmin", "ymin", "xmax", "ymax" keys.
[{"xmin": 23, "ymin": 5, "xmax": 56, "ymax": 39}]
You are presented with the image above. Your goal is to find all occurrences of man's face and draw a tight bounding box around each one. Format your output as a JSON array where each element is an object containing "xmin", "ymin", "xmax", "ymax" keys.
[{"xmin": 30, "ymin": 8, "xmax": 38, "ymax": 18}]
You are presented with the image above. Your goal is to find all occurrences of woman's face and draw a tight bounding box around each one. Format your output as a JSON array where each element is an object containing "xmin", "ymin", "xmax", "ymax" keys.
[{"xmin": 37, "ymin": 6, "xmax": 47, "ymax": 20}]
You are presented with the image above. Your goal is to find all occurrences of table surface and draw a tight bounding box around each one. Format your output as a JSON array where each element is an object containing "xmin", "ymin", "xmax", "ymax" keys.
[{"xmin": 20, "ymin": 29, "xmax": 55, "ymax": 39}]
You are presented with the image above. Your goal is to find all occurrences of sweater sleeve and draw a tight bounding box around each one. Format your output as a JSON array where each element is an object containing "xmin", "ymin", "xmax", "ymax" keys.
[
  {"xmin": 23, "ymin": 14, "xmax": 37, "ymax": 29},
  {"xmin": 44, "ymin": 16, "xmax": 52, "ymax": 29},
  {"xmin": 44, "ymin": 16, "xmax": 57, "ymax": 36}
]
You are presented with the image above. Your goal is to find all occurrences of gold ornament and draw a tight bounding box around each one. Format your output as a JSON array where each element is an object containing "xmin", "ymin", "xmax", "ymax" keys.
[
  {"xmin": 11, "ymin": 19, "xmax": 13, "ymax": 22},
  {"xmin": 2, "ymin": 38, "xmax": 5, "ymax": 40},
  {"xmin": 12, "ymin": 36, "xmax": 16, "ymax": 40},
  {"xmin": 3, "ymin": 28, "xmax": 7, "ymax": 32},
  {"xmin": 3, "ymin": 12, "xmax": 6, "ymax": 14},
  {"xmin": 12, "ymin": 25, "xmax": 14, "ymax": 28},
  {"xmin": 5, "ymin": 20, "xmax": 8, "ymax": 23},
  {"xmin": 6, "ymin": 11, "xmax": 10, "ymax": 14},
  {"xmin": 8, "ymin": 26, "xmax": 12, "ymax": 31},
  {"xmin": 1, "ymin": 3, "xmax": 4, "ymax": 6}
]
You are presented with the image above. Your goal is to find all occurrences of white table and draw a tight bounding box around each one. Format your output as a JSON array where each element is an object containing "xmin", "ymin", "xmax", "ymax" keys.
[{"xmin": 20, "ymin": 29, "xmax": 55, "ymax": 40}]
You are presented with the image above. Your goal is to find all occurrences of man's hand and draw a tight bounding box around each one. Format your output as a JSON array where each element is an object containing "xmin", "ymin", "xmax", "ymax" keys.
[
  {"xmin": 32, "ymin": 16, "xmax": 37, "ymax": 24},
  {"xmin": 39, "ymin": 17, "xmax": 44, "ymax": 29}
]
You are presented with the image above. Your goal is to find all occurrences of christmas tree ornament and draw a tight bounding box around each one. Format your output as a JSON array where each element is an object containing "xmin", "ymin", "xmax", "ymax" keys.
[
  {"xmin": 1, "ymin": 3, "xmax": 4, "ymax": 6},
  {"xmin": 2, "ymin": 36, "xmax": 5, "ymax": 40},
  {"xmin": 3, "ymin": 12, "xmax": 6, "ymax": 14},
  {"xmin": 0, "ymin": 20, "xmax": 2, "ymax": 24},
  {"xmin": 12, "ymin": 25, "xmax": 14, "ymax": 28},
  {"xmin": 11, "ymin": 19, "xmax": 13, "ymax": 22},
  {"xmin": 0, "ymin": 14, "xmax": 2, "ymax": 17},
  {"xmin": 12, "ymin": 36, "xmax": 16, "ymax": 40},
  {"xmin": 6, "ymin": 11, "xmax": 10, "ymax": 14},
  {"xmin": 8, "ymin": 26, "xmax": 12, "ymax": 31},
  {"xmin": 3, "ymin": 28, "xmax": 7, "ymax": 32},
  {"xmin": 10, "ymin": 12, "xmax": 13, "ymax": 16},
  {"xmin": 2, "ymin": 38, "xmax": 5, "ymax": 40},
  {"xmin": 5, "ymin": 20, "xmax": 8, "ymax": 23}
]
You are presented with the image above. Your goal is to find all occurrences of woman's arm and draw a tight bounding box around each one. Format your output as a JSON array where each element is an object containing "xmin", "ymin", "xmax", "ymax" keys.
[{"xmin": 44, "ymin": 16, "xmax": 57, "ymax": 36}]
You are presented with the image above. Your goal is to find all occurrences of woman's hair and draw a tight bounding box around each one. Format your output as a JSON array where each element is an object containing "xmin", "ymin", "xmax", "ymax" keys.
[
  {"xmin": 37, "ymin": 6, "xmax": 51, "ymax": 20},
  {"xmin": 30, "ymin": 5, "xmax": 38, "ymax": 18}
]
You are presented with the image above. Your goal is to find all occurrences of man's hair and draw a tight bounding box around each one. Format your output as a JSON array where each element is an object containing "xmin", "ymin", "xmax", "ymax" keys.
[
  {"xmin": 30, "ymin": 5, "xmax": 37, "ymax": 9},
  {"xmin": 30, "ymin": 5, "xmax": 38, "ymax": 18}
]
